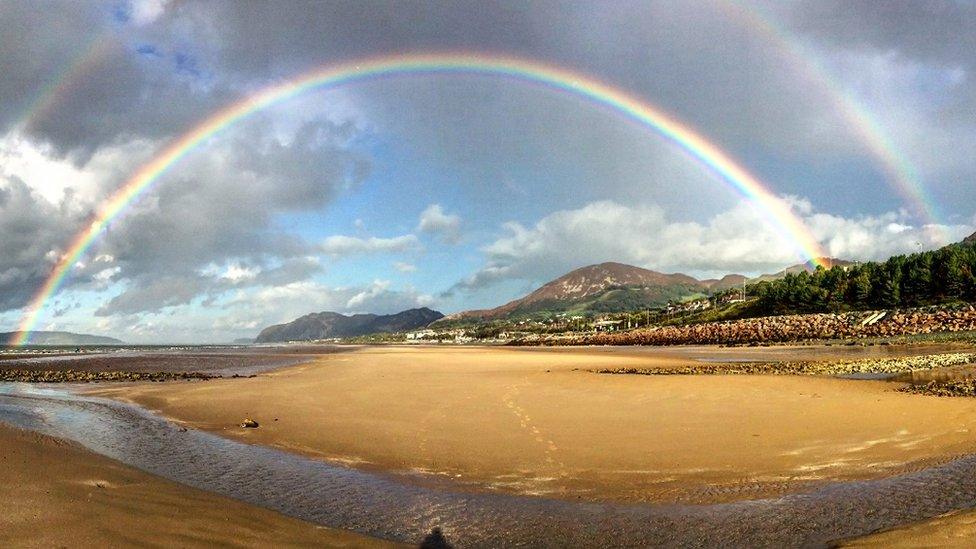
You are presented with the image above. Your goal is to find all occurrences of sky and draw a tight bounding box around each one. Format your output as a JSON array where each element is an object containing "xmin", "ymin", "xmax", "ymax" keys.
[{"xmin": 1, "ymin": 0, "xmax": 975, "ymax": 343}]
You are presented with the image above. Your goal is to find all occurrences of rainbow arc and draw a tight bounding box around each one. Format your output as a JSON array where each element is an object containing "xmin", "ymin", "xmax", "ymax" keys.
[{"xmin": 10, "ymin": 53, "xmax": 828, "ymax": 346}]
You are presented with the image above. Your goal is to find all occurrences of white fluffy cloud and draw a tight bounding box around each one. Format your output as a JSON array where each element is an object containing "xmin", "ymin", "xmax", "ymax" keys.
[
  {"xmin": 417, "ymin": 203, "xmax": 461, "ymax": 243},
  {"xmin": 76, "ymin": 278, "xmax": 438, "ymax": 343},
  {"xmin": 393, "ymin": 261, "xmax": 417, "ymax": 273},
  {"xmin": 228, "ymin": 280, "xmax": 432, "ymax": 322},
  {"xmin": 129, "ymin": 0, "xmax": 172, "ymax": 25},
  {"xmin": 345, "ymin": 279, "xmax": 433, "ymax": 311},
  {"xmin": 320, "ymin": 234, "xmax": 419, "ymax": 256},
  {"xmin": 455, "ymin": 198, "xmax": 975, "ymax": 292}
]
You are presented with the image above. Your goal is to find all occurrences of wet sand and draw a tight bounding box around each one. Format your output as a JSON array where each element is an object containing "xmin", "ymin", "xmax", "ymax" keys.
[
  {"xmin": 0, "ymin": 346, "xmax": 347, "ymax": 376},
  {"xmin": 843, "ymin": 510, "xmax": 976, "ymax": 547},
  {"xmin": 0, "ymin": 423, "xmax": 389, "ymax": 548},
  {"xmin": 95, "ymin": 345, "xmax": 976, "ymax": 504}
]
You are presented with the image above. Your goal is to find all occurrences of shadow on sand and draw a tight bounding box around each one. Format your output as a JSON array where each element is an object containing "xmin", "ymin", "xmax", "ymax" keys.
[{"xmin": 419, "ymin": 527, "xmax": 453, "ymax": 548}]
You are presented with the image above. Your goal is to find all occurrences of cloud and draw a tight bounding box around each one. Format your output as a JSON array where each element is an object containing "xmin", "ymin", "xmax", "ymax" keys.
[
  {"xmin": 417, "ymin": 203, "xmax": 461, "ymax": 243},
  {"xmin": 86, "ymin": 275, "xmax": 438, "ymax": 342},
  {"xmin": 345, "ymin": 279, "xmax": 433, "ymax": 311},
  {"xmin": 95, "ymin": 274, "xmax": 207, "ymax": 316},
  {"xmin": 0, "ymin": 114, "xmax": 365, "ymax": 319},
  {"xmin": 452, "ymin": 198, "xmax": 975, "ymax": 293},
  {"xmin": 0, "ymin": 176, "xmax": 86, "ymax": 310},
  {"xmin": 0, "ymin": 2, "xmax": 236, "ymax": 160},
  {"xmin": 393, "ymin": 261, "xmax": 417, "ymax": 273},
  {"xmin": 81, "ymin": 118, "xmax": 368, "ymax": 310},
  {"xmin": 228, "ymin": 280, "xmax": 434, "ymax": 322},
  {"xmin": 781, "ymin": 0, "xmax": 976, "ymax": 71},
  {"xmin": 129, "ymin": 0, "xmax": 173, "ymax": 26},
  {"xmin": 93, "ymin": 255, "xmax": 326, "ymax": 317},
  {"xmin": 763, "ymin": 0, "xmax": 976, "ymax": 211},
  {"xmin": 320, "ymin": 234, "xmax": 419, "ymax": 256}
]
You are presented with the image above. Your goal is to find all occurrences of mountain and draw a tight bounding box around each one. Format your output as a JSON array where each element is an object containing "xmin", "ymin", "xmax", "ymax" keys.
[
  {"xmin": 964, "ymin": 232, "xmax": 976, "ymax": 246},
  {"xmin": 443, "ymin": 259, "xmax": 854, "ymax": 323},
  {"xmin": 700, "ymin": 274, "xmax": 749, "ymax": 292},
  {"xmin": 444, "ymin": 262, "xmax": 741, "ymax": 322},
  {"xmin": 1, "ymin": 331, "xmax": 124, "ymax": 346},
  {"xmin": 255, "ymin": 307, "xmax": 444, "ymax": 343}
]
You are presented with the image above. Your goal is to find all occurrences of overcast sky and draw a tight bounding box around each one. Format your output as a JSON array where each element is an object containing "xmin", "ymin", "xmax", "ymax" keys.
[{"xmin": 2, "ymin": 0, "xmax": 974, "ymax": 343}]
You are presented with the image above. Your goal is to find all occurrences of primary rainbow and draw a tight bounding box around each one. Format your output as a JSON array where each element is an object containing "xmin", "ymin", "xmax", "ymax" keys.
[{"xmin": 10, "ymin": 52, "xmax": 828, "ymax": 346}]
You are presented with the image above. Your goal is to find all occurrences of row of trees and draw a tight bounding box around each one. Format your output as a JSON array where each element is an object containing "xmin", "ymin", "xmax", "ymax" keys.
[{"xmin": 747, "ymin": 242, "xmax": 976, "ymax": 315}]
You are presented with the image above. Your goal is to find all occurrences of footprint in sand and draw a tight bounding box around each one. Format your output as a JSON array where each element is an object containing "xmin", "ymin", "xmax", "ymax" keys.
[{"xmin": 502, "ymin": 383, "xmax": 567, "ymax": 474}]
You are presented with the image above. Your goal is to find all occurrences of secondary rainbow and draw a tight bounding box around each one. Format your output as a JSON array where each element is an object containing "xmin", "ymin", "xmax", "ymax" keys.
[
  {"xmin": 16, "ymin": 36, "xmax": 116, "ymax": 133},
  {"xmin": 10, "ymin": 52, "xmax": 828, "ymax": 346},
  {"xmin": 723, "ymin": 1, "xmax": 943, "ymax": 229}
]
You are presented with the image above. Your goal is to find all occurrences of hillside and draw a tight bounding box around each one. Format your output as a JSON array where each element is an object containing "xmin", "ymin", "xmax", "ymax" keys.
[
  {"xmin": 255, "ymin": 307, "xmax": 444, "ymax": 343},
  {"xmin": 700, "ymin": 274, "xmax": 749, "ymax": 292},
  {"xmin": 441, "ymin": 259, "xmax": 855, "ymax": 325},
  {"xmin": 444, "ymin": 262, "xmax": 748, "ymax": 322},
  {"xmin": 1, "ymin": 331, "xmax": 124, "ymax": 346}
]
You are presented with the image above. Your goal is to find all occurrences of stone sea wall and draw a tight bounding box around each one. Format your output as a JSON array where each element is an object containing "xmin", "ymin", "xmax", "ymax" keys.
[{"xmin": 561, "ymin": 306, "xmax": 976, "ymax": 346}]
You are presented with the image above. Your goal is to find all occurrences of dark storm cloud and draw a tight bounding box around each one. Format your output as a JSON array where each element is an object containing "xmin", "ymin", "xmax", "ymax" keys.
[
  {"xmin": 166, "ymin": 0, "xmax": 854, "ymax": 156},
  {"xmin": 0, "ymin": 177, "xmax": 81, "ymax": 310},
  {"xmin": 0, "ymin": 1, "xmax": 240, "ymax": 161},
  {"xmin": 163, "ymin": 0, "xmax": 551, "ymax": 74}
]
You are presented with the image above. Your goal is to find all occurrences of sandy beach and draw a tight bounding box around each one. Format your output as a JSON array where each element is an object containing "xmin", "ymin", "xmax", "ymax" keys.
[
  {"xmin": 0, "ymin": 423, "xmax": 391, "ymax": 548},
  {"xmin": 93, "ymin": 345, "xmax": 976, "ymax": 504}
]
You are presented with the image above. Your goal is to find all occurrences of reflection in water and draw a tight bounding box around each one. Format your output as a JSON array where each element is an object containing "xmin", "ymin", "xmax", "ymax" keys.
[
  {"xmin": 2, "ymin": 382, "xmax": 976, "ymax": 547},
  {"xmin": 894, "ymin": 364, "xmax": 976, "ymax": 384}
]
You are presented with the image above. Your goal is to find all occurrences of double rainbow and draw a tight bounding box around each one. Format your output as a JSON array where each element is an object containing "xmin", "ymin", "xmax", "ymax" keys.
[{"xmin": 10, "ymin": 52, "xmax": 827, "ymax": 346}]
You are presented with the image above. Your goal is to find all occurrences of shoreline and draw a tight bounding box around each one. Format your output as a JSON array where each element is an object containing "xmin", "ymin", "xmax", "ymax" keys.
[
  {"xmin": 90, "ymin": 344, "xmax": 976, "ymax": 506},
  {"xmin": 7, "ymin": 342, "xmax": 976, "ymax": 545},
  {"xmin": 8, "ymin": 379, "xmax": 976, "ymax": 546}
]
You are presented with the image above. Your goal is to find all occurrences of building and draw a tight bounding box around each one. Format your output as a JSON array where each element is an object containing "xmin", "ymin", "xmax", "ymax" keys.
[{"xmin": 593, "ymin": 320, "xmax": 624, "ymax": 332}]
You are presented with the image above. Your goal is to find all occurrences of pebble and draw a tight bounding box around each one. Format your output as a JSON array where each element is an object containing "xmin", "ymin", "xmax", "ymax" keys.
[
  {"xmin": 597, "ymin": 353, "xmax": 976, "ymax": 378},
  {"xmin": 0, "ymin": 370, "xmax": 214, "ymax": 383}
]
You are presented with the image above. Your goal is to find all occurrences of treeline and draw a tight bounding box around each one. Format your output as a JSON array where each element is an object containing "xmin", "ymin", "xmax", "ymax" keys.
[{"xmin": 745, "ymin": 242, "xmax": 976, "ymax": 315}]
